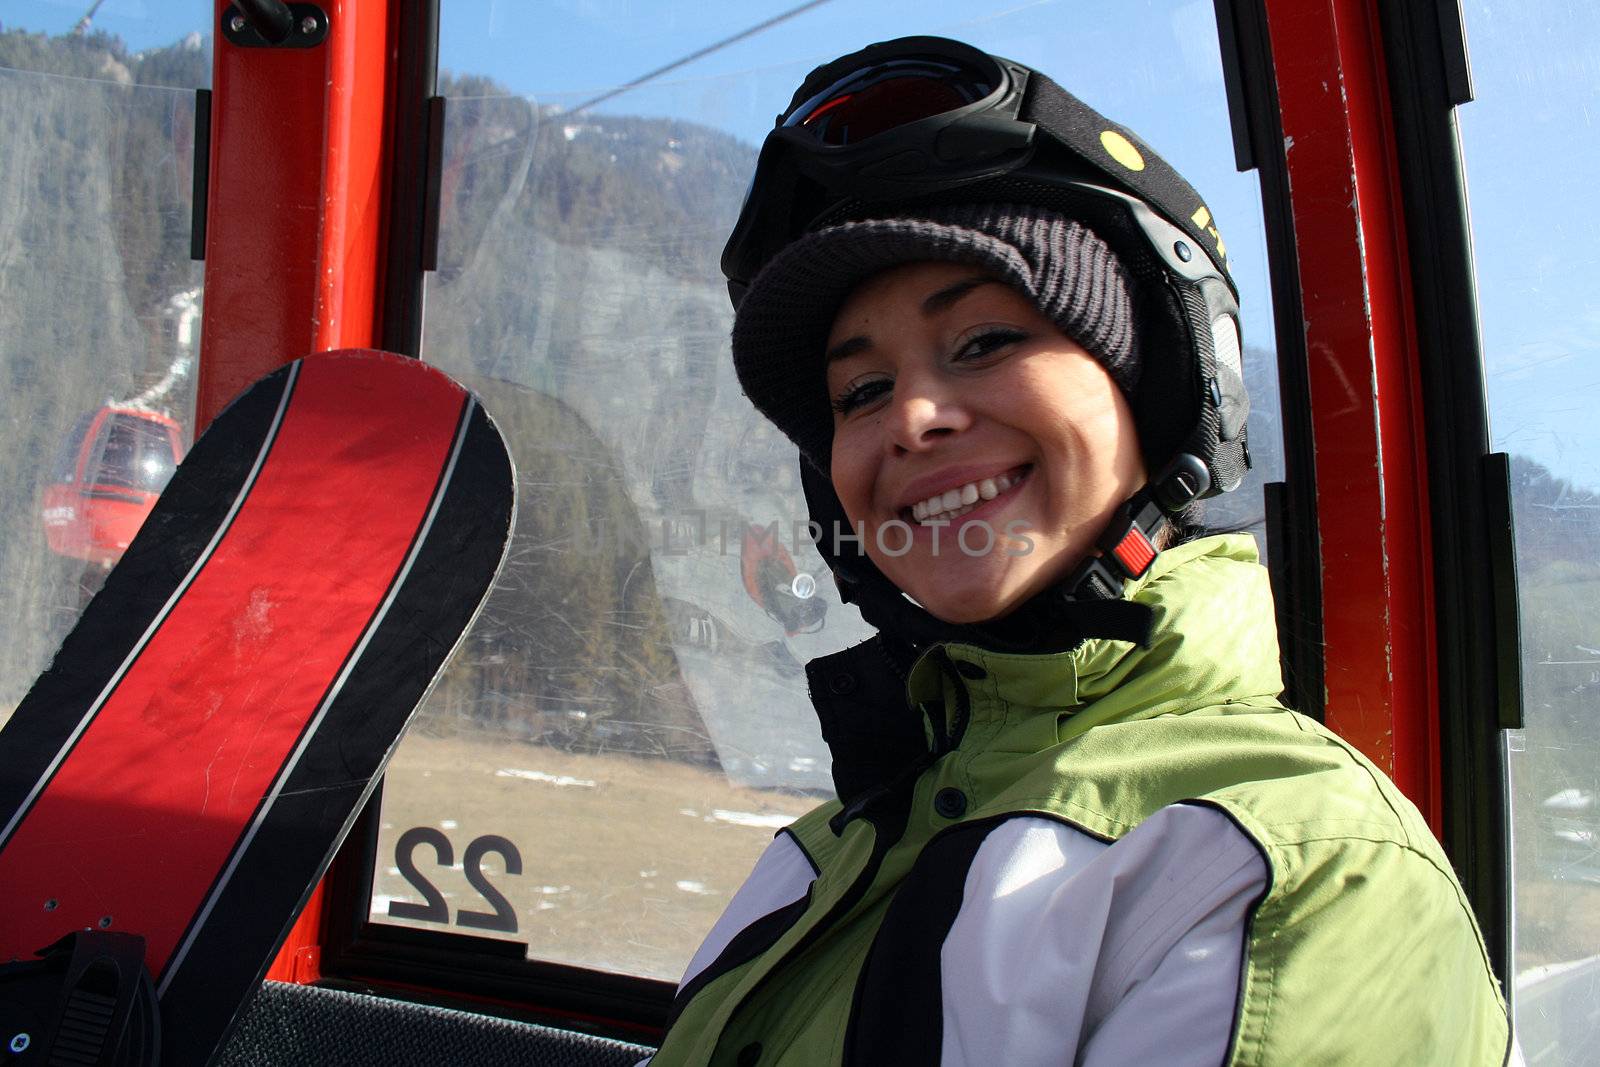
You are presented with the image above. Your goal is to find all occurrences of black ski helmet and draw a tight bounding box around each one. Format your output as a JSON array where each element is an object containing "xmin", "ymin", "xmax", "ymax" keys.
[{"xmin": 723, "ymin": 36, "xmax": 1250, "ymax": 643}]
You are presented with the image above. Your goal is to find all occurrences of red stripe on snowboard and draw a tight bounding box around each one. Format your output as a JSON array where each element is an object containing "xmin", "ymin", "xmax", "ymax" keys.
[{"xmin": 0, "ymin": 353, "xmax": 464, "ymax": 973}]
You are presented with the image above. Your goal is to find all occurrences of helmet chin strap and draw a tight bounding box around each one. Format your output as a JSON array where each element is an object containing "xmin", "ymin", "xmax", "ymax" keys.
[
  {"xmin": 806, "ymin": 453, "xmax": 1210, "ymax": 655},
  {"xmin": 1062, "ymin": 452, "xmax": 1210, "ymax": 601}
]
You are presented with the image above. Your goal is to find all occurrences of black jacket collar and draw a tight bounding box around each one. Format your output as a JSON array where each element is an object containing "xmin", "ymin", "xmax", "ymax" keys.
[{"xmin": 806, "ymin": 596, "xmax": 1154, "ymax": 806}]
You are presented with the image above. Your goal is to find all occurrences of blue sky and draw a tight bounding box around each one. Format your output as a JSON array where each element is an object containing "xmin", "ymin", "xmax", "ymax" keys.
[{"xmin": 5, "ymin": 0, "xmax": 1597, "ymax": 488}]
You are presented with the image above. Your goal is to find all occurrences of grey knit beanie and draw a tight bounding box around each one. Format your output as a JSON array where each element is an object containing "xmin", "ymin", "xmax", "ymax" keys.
[{"xmin": 730, "ymin": 203, "xmax": 1139, "ymax": 473}]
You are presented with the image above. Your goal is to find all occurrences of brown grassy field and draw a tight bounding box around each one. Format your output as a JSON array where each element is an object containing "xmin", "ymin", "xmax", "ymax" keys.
[
  {"xmin": 1512, "ymin": 879, "xmax": 1600, "ymax": 972},
  {"xmin": 370, "ymin": 733, "xmax": 820, "ymax": 981}
]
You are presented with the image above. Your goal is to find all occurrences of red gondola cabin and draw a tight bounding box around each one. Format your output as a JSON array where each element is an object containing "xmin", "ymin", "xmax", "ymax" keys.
[{"xmin": 40, "ymin": 407, "xmax": 185, "ymax": 568}]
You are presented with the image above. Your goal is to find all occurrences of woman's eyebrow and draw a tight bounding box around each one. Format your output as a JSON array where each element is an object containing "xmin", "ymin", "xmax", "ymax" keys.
[
  {"xmin": 922, "ymin": 275, "xmax": 998, "ymax": 315},
  {"xmin": 825, "ymin": 335, "xmax": 873, "ymax": 364},
  {"xmin": 825, "ymin": 276, "xmax": 998, "ymax": 363}
]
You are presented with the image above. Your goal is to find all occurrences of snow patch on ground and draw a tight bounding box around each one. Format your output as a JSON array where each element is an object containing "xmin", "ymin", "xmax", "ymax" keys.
[
  {"xmin": 497, "ymin": 768, "xmax": 597, "ymax": 788},
  {"xmin": 677, "ymin": 807, "xmax": 791, "ymax": 829},
  {"xmin": 710, "ymin": 809, "xmax": 791, "ymax": 829}
]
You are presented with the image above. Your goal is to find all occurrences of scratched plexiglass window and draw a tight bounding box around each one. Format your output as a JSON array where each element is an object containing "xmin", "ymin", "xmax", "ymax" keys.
[
  {"xmin": 0, "ymin": 13, "xmax": 208, "ymax": 731},
  {"xmin": 1456, "ymin": 3, "xmax": 1600, "ymax": 1062},
  {"xmin": 372, "ymin": 0, "xmax": 1288, "ymax": 980}
]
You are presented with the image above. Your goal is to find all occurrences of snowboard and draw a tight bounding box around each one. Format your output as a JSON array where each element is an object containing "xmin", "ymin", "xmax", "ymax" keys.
[{"xmin": 0, "ymin": 349, "xmax": 515, "ymax": 1065}]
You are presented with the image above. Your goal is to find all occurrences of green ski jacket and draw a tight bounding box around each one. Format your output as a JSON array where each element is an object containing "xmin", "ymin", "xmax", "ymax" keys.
[{"xmin": 649, "ymin": 535, "xmax": 1511, "ymax": 1066}]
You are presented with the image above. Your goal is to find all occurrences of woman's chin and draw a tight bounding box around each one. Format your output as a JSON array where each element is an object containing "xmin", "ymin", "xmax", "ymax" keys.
[
  {"xmin": 922, "ymin": 601, "xmax": 1011, "ymax": 626},
  {"xmin": 901, "ymin": 573, "xmax": 1032, "ymax": 626},
  {"xmin": 868, "ymin": 521, "xmax": 1096, "ymax": 626},
  {"xmin": 884, "ymin": 549, "xmax": 1079, "ymax": 627}
]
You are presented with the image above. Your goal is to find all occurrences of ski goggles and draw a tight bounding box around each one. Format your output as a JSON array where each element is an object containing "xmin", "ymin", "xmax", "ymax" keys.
[
  {"xmin": 779, "ymin": 50, "xmax": 1010, "ymax": 147},
  {"xmin": 723, "ymin": 40, "xmax": 1036, "ymax": 292},
  {"xmin": 724, "ymin": 36, "xmax": 1236, "ymax": 303},
  {"xmin": 769, "ymin": 37, "xmax": 1034, "ymax": 166}
]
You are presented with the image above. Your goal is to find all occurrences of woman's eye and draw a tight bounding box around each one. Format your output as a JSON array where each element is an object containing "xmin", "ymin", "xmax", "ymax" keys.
[
  {"xmin": 832, "ymin": 377, "xmax": 891, "ymax": 416},
  {"xmin": 954, "ymin": 328, "xmax": 1026, "ymax": 363}
]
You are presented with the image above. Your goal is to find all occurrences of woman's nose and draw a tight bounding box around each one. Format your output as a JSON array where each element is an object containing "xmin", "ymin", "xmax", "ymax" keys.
[{"xmin": 884, "ymin": 374, "xmax": 972, "ymax": 453}]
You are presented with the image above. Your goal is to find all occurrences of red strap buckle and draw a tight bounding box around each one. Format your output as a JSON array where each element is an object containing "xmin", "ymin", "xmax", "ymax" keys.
[{"xmin": 1109, "ymin": 524, "xmax": 1157, "ymax": 578}]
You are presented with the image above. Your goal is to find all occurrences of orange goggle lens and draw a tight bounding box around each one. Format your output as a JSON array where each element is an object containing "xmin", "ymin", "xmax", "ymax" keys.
[{"xmin": 784, "ymin": 59, "xmax": 996, "ymax": 146}]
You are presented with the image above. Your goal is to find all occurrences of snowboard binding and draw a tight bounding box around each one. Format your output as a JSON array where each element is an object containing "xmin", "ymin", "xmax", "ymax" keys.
[{"xmin": 0, "ymin": 931, "xmax": 159, "ymax": 1066}]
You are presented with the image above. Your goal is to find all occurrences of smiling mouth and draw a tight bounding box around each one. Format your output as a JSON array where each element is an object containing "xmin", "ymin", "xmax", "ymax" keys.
[{"xmin": 903, "ymin": 465, "xmax": 1031, "ymax": 526}]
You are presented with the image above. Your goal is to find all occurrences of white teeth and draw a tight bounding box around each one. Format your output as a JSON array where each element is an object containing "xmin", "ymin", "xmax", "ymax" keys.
[
  {"xmin": 925, "ymin": 502, "xmax": 977, "ymax": 523},
  {"xmin": 911, "ymin": 469, "xmax": 1027, "ymax": 525}
]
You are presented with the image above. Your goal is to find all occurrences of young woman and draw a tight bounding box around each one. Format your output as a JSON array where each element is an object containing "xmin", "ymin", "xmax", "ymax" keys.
[{"xmin": 645, "ymin": 37, "xmax": 1512, "ymax": 1066}]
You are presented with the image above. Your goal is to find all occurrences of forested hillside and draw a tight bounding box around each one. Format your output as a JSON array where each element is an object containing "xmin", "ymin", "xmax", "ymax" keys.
[{"xmin": 0, "ymin": 28, "xmax": 208, "ymax": 707}]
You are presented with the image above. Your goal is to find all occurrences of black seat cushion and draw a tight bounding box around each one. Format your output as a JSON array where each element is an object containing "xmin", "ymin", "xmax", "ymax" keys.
[{"xmin": 215, "ymin": 980, "xmax": 655, "ymax": 1066}]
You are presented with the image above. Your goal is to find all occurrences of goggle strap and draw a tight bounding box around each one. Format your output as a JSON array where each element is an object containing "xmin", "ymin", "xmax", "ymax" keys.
[{"xmin": 1020, "ymin": 72, "xmax": 1230, "ymax": 283}]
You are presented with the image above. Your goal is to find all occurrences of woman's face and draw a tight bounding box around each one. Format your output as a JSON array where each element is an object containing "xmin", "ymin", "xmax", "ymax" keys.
[{"xmin": 825, "ymin": 261, "xmax": 1147, "ymax": 624}]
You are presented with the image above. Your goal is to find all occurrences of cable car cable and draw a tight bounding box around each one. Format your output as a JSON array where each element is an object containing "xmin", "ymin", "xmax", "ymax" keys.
[
  {"xmin": 570, "ymin": 0, "xmax": 838, "ymax": 114},
  {"xmin": 70, "ymin": 0, "xmax": 107, "ymax": 36}
]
